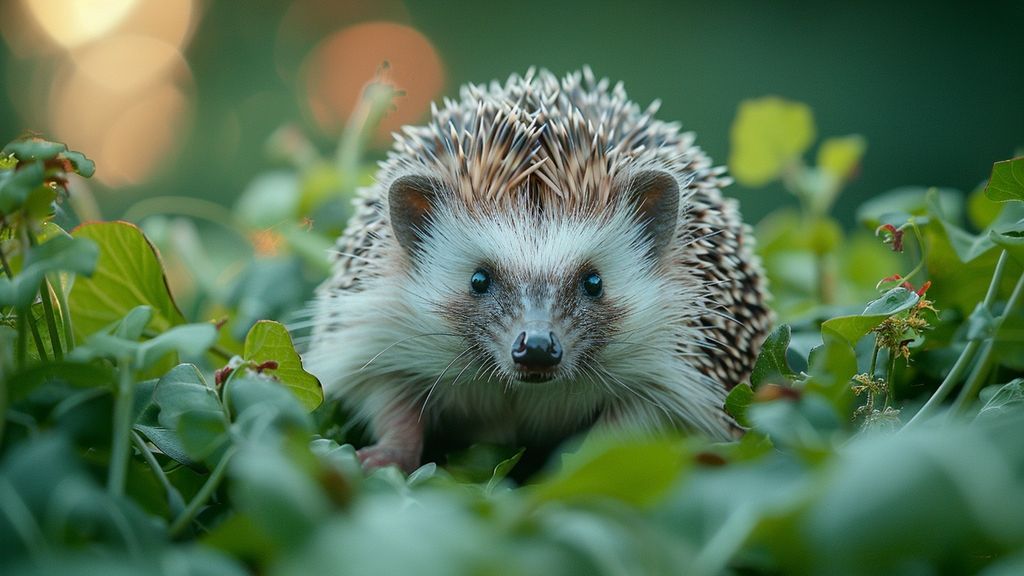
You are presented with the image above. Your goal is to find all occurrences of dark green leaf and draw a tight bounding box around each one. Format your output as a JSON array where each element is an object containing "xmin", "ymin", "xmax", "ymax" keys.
[
  {"xmin": 725, "ymin": 383, "xmax": 754, "ymax": 428},
  {"xmin": 984, "ymin": 157, "xmax": 1024, "ymax": 203},
  {"xmin": 750, "ymin": 324, "xmax": 796, "ymax": 386},
  {"xmin": 0, "ymin": 234, "xmax": 98, "ymax": 309}
]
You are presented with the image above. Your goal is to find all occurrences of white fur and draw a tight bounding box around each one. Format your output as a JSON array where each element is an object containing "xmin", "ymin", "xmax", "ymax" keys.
[{"xmin": 304, "ymin": 194, "xmax": 732, "ymax": 443}]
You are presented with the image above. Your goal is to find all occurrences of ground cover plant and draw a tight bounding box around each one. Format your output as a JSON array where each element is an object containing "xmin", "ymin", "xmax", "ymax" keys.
[{"xmin": 2, "ymin": 86, "xmax": 1024, "ymax": 575}]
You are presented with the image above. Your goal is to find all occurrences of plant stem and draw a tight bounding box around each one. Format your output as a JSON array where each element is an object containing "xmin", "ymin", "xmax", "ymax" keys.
[
  {"xmin": 26, "ymin": 308, "xmax": 48, "ymax": 363},
  {"xmin": 951, "ymin": 266, "xmax": 1024, "ymax": 412},
  {"xmin": 108, "ymin": 360, "xmax": 135, "ymax": 496},
  {"xmin": 905, "ymin": 250, "xmax": 1010, "ymax": 427},
  {"xmin": 38, "ymin": 280, "xmax": 62, "ymax": 360},
  {"xmin": 131, "ymin": 431, "xmax": 186, "ymax": 517},
  {"xmin": 50, "ymin": 273, "xmax": 75, "ymax": 350},
  {"xmin": 169, "ymin": 445, "xmax": 236, "ymax": 537}
]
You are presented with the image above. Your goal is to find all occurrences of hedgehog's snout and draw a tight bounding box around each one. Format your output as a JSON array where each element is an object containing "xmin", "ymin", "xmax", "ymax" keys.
[{"xmin": 511, "ymin": 327, "xmax": 562, "ymax": 374}]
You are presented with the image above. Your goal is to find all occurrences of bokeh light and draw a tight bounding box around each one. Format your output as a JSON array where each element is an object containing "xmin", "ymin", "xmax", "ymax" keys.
[
  {"xmin": 300, "ymin": 21, "xmax": 445, "ymax": 142},
  {"xmin": 1, "ymin": 0, "xmax": 199, "ymax": 187}
]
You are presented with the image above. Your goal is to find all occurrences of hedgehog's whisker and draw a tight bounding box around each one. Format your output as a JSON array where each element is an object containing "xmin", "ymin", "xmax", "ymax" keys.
[
  {"xmin": 420, "ymin": 344, "xmax": 479, "ymax": 421},
  {"xmin": 359, "ymin": 332, "xmax": 461, "ymax": 371}
]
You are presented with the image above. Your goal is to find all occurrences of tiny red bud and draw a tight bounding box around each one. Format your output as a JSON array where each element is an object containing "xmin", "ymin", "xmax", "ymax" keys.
[
  {"xmin": 255, "ymin": 360, "xmax": 279, "ymax": 373},
  {"xmin": 915, "ymin": 280, "xmax": 932, "ymax": 297},
  {"xmin": 214, "ymin": 365, "xmax": 233, "ymax": 386}
]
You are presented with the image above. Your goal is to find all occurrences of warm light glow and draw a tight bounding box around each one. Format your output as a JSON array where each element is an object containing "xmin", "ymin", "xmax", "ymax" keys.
[
  {"xmin": 23, "ymin": 0, "xmax": 138, "ymax": 48},
  {"xmin": 73, "ymin": 35, "xmax": 187, "ymax": 93},
  {"xmin": 301, "ymin": 21, "xmax": 445, "ymax": 142},
  {"xmin": 49, "ymin": 61, "xmax": 192, "ymax": 186},
  {"xmin": 100, "ymin": 83, "xmax": 189, "ymax": 185}
]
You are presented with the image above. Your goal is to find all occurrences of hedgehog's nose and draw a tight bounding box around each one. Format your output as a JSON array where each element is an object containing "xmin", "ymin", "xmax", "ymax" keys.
[{"xmin": 512, "ymin": 330, "xmax": 562, "ymax": 369}]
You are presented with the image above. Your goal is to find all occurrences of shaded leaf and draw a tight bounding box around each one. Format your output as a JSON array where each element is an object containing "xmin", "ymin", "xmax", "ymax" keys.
[
  {"xmin": 725, "ymin": 383, "xmax": 754, "ymax": 428},
  {"xmin": 820, "ymin": 287, "xmax": 919, "ymax": 346},
  {"xmin": 817, "ymin": 134, "xmax": 866, "ymax": 182},
  {"xmin": 976, "ymin": 379, "xmax": 1024, "ymax": 421},
  {"xmin": 750, "ymin": 324, "xmax": 797, "ymax": 386}
]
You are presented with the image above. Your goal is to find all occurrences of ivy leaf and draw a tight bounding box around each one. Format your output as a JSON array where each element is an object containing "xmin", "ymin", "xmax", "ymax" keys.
[
  {"xmin": 241, "ymin": 320, "xmax": 323, "ymax": 412},
  {"xmin": 984, "ymin": 157, "xmax": 1024, "ymax": 203},
  {"xmin": 750, "ymin": 324, "xmax": 797, "ymax": 387},
  {"xmin": 69, "ymin": 221, "xmax": 186, "ymax": 343},
  {"xmin": 729, "ymin": 96, "xmax": 815, "ymax": 187}
]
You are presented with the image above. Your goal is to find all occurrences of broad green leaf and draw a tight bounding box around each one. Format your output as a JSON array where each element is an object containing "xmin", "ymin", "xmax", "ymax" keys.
[
  {"xmin": 138, "ymin": 364, "xmax": 229, "ymax": 465},
  {"xmin": 729, "ymin": 96, "xmax": 815, "ymax": 187},
  {"xmin": 816, "ymin": 135, "xmax": 866, "ymax": 181},
  {"xmin": 750, "ymin": 324, "xmax": 797, "ymax": 386},
  {"xmin": 984, "ymin": 157, "xmax": 1024, "ymax": 203},
  {"xmin": 529, "ymin": 436, "xmax": 690, "ymax": 507},
  {"xmin": 243, "ymin": 320, "xmax": 323, "ymax": 411},
  {"xmin": 976, "ymin": 379, "xmax": 1024, "ymax": 421},
  {"xmin": 820, "ymin": 287, "xmax": 919, "ymax": 346},
  {"xmin": 69, "ymin": 221, "xmax": 186, "ymax": 342},
  {"xmin": 725, "ymin": 383, "xmax": 754, "ymax": 428},
  {"xmin": 223, "ymin": 374, "xmax": 312, "ymax": 439},
  {"xmin": 5, "ymin": 361, "xmax": 116, "ymax": 401}
]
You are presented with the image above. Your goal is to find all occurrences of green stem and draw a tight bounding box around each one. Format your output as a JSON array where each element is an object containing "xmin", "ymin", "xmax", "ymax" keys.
[
  {"xmin": 38, "ymin": 279, "xmax": 62, "ymax": 360},
  {"xmin": 50, "ymin": 273, "xmax": 75, "ymax": 351},
  {"xmin": 905, "ymin": 251, "xmax": 1011, "ymax": 427},
  {"xmin": 885, "ymin": 351, "xmax": 898, "ymax": 409},
  {"xmin": 15, "ymin": 312, "xmax": 27, "ymax": 370},
  {"xmin": 26, "ymin": 308, "xmax": 48, "ymax": 363},
  {"xmin": 952, "ymin": 266, "xmax": 1024, "ymax": 412},
  {"xmin": 169, "ymin": 446, "xmax": 236, "ymax": 537},
  {"xmin": 108, "ymin": 360, "xmax": 135, "ymax": 496},
  {"xmin": 132, "ymin": 431, "xmax": 186, "ymax": 517}
]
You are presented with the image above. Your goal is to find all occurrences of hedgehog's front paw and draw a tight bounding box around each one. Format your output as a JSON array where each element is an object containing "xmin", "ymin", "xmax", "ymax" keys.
[{"xmin": 356, "ymin": 444, "xmax": 421, "ymax": 474}]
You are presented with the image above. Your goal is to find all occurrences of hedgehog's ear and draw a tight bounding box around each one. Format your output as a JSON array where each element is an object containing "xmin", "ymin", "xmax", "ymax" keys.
[
  {"xmin": 389, "ymin": 175, "xmax": 443, "ymax": 253},
  {"xmin": 627, "ymin": 170, "xmax": 680, "ymax": 259}
]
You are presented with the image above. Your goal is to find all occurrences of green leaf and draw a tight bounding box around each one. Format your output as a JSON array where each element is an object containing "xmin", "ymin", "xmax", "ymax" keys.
[
  {"xmin": 820, "ymin": 287, "xmax": 919, "ymax": 346},
  {"xmin": 2, "ymin": 138, "xmax": 66, "ymax": 161},
  {"xmin": 69, "ymin": 221, "xmax": 186, "ymax": 342},
  {"xmin": 725, "ymin": 383, "xmax": 754, "ymax": 428},
  {"xmin": 750, "ymin": 324, "xmax": 797, "ymax": 386},
  {"xmin": 136, "ymin": 323, "xmax": 217, "ymax": 369},
  {"xmin": 990, "ymin": 225, "xmax": 1024, "ymax": 267},
  {"xmin": 984, "ymin": 157, "xmax": 1024, "ymax": 203},
  {"xmin": 802, "ymin": 331, "xmax": 857, "ymax": 416},
  {"xmin": 816, "ymin": 135, "xmax": 866, "ymax": 182},
  {"xmin": 927, "ymin": 189, "xmax": 997, "ymax": 263},
  {"xmin": 145, "ymin": 363, "xmax": 229, "ymax": 464},
  {"xmin": 234, "ymin": 171, "xmax": 300, "ymax": 228},
  {"xmin": 0, "ymin": 159, "xmax": 44, "ymax": 214},
  {"xmin": 529, "ymin": 436, "xmax": 690, "ymax": 507},
  {"xmin": 729, "ymin": 96, "xmax": 815, "ymax": 187},
  {"xmin": 242, "ymin": 320, "xmax": 323, "ymax": 412},
  {"xmin": 0, "ymin": 233, "xmax": 98, "ymax": 309},
  {"xmin": 856, "ymin": 186, "xmax": 962, "ymax": 230},
  {"xmin": 976, "ymin": 379, "xmax": 1024, "ymax": 421}
]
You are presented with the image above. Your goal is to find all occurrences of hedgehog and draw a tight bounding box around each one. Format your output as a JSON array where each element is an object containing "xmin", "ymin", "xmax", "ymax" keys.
[{"xmin": 304, "ymin": 68, "xmax": 773, "ymax": 472}]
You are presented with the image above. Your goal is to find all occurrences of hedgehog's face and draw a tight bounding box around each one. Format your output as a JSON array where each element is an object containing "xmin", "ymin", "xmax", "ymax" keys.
[{"xmin": 388, "ymin": 171, "xmax": 682, "ymax": 389}]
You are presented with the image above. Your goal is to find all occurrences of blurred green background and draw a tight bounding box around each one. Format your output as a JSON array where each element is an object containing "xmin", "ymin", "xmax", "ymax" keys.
[{"xmin": 1, "ymin": 0, "xmax": 1022, "ymax": 224}]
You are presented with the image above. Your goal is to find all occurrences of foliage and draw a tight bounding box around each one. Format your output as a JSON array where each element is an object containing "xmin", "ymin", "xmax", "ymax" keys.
[{"xmin": 2, "ymin": 87, "xmax": 1024, "ymax": 575}]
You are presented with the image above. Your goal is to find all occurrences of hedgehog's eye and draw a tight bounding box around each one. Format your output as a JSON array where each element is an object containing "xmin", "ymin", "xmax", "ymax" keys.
[
  {"xmin": 470, "ymin": 269, "xmax": 491, "ymax": 294},
  {"xmin": 582, "ymin": 271, "xmax": 603, "ymax": 297}
]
